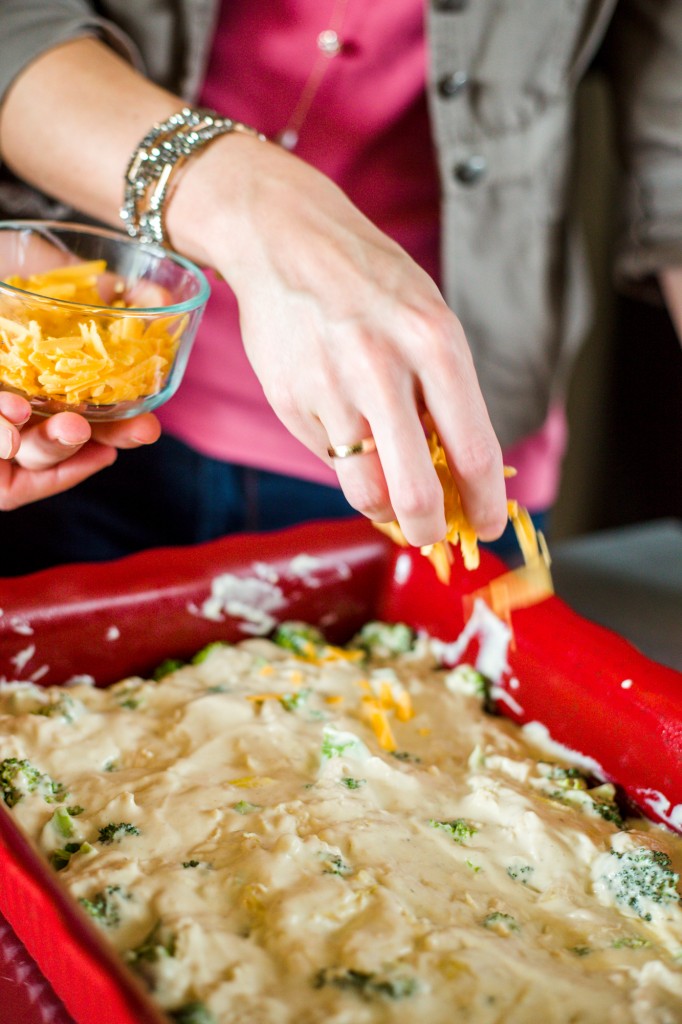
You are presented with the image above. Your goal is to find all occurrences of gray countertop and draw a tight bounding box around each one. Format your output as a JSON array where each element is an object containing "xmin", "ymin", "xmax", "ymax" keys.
[{"xmin": 550, "ymin": 518, "xmax": 682, "ymax": 672}]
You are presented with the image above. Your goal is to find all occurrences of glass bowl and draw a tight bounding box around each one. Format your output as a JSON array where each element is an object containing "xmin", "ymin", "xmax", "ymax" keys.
[{"xmin": 0, "ymin": 220, "xmax": 210, "ymax": 420}]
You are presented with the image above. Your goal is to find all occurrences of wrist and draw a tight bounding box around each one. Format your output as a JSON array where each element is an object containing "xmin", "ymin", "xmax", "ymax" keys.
[
  {"xmin": 120, "ymin": 106, "xmax": 266, "ymax": 254},
  {"xmin": 163, "ymin": 129, "xmax": 271, "ymax": 272}
]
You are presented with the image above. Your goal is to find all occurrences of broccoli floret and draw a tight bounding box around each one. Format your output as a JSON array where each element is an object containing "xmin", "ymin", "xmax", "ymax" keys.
[
  {"xmin": 482, "ymin": 912, "xmax": 520, "ymax": 934},
  {"xmin": 507, "ymin": 862, "xmax": 534, "ymax": 884},
  {"xmin": 51, "ymin": 806, "xmax": 78, "ymax": 838},
  {"xmin": 168, "ymin": 1004, "xmax": 217, "ymax": 1024},
  {"xmin": 31, "ymin": 695, "xmax": 80, "ymax": 723},
  {"xmin": 445, "ymin": 664, "xmax": 490, "ymax": 702},
  {"xmin": 321, "ymin": 726, "xmax": 368, "ymax": 761},
  {"xmin": 153, "ymin": 658, "xmax": 185, "ymax": 681},
  {"xmin": 279, "ymin": 689, "xmax": 310, "ymax": 712},
  {"xmin": 0, "ymin": 757, "xmax": 42, "ymax": 807},
  {"xmin": 119, "ymin": 697, "xmax": 142, "ymax": 710},
  {"xmin": 390, "ymin": 750, "xmax": 422, "ymax": 764},
  {"xmin": 535, "ymin": 765, "xmax": 624, "ymax": 828},
  {"xmin": 594, "ymin": 800, "xmax": 625, "ymax": 829},
  {"xmin": 191, "ymin": 642, "xmax": 229, "ymax": 665},
  {"xmin": 97, "ymin": 822, "xmax": 141, "ymax": 845},
  {"xmin": 429, "ymin": 818, "xmax": 478, "ymax": 844},
  {"xmin": 272, "ymin": 621, "xmax": 326, "ymax": 658},
  {"xmin": 340, "ymin": 777, "xmax": 366, "ymax": 790},
  {"xmin": 79, "ymin": 885, "xmax": 128, "ymax": 927},
  {"xmin": 49, "ymin": 841, "xmax": 94, "ymax": 871},
  {"xmin": 315, "ymin": 968, "xmax": 418, "ymax": 1000},
  {"xmin": 0, "ymin": 757, "xmax": 65, "ymax": 807},
  {"xmin": 351, "ymin": 621, "xmax": 416, "ymax": 659},
  {"xmin": 321, "ymin": 853, "xmax": 352, "ymax": 876},
  {"xmin": 595, "ymin": 847, "xmax": 681, "ymax": 922},
  {"xmin": 126, "ymin": 922, "xmax": 176, "ymax": 990},
  {"xmin": 538, "ymin": 762, "xmax": 590, "ymax": 789},
  {"xmin": 233, "ymin": 800, "xmax": 260, "ymax": 815},
  {"xmin": 612, "ymin": 934, "xmax": 651, "ymax": 950}
]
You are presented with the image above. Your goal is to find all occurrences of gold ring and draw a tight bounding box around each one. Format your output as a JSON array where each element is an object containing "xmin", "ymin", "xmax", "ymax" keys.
[{"xmin": 326, "ymin": 436, "xmax": 377, "ymax": 459}]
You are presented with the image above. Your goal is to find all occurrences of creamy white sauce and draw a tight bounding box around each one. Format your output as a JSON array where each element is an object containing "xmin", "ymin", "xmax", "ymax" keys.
[
  {"xmin": 189, "ymin": 574, "xmax": 287, "ymax": 634},
  {"xmin": 287, "ymin": 554, "xmax": 324, "ymax": 587},
  {"xmin": 8, "ymin": 616, "xmax": 34, "ymax": 636},
  {"xmin": 2, "ymin": 631, "xmax": 682, "ymax": 1024},
  {"xmin": 636, "ymin": 790, "xmax": 682, "ymax": 833},
  {"xmin": 521, "ymin": 721, "xmax": 606, "ymax": 779},
  {"xmin": 10, "ymin": 643, "xmax": 36, "ymax": 673},
  {"xmin": 430, "ymin": 598, "xmax": 512, "ymax": 684}
]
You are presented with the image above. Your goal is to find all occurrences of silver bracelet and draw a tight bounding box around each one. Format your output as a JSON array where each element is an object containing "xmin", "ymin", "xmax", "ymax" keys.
[{"xmin": 120, "ymin": 106, "xmax": 266, "ymax": 247}]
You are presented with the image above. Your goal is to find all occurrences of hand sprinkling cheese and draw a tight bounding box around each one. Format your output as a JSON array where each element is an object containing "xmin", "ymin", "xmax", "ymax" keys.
[{"xmin": 375, "ymin": 430, "xmax": 554, "ymax": 615}]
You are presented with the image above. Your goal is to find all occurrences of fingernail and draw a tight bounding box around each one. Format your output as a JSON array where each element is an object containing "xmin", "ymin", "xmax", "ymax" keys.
[
  {"xmin": 0, "ymin": 427, "xmax": 14, "ymax": 460},
  {"xmin": 56, "ymin": 437, "xmax": 84, "ymax": 448}
]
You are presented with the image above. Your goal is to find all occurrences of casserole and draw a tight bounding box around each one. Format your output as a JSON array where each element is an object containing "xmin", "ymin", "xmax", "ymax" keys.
[{"xmin": 0, "ymin": 518, "xmax": 680, "ymax": 1024}]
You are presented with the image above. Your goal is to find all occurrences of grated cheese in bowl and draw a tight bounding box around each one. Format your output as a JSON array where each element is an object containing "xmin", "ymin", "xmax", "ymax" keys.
[{"xmin": 0, "ymin": 221, "xmax": 209, "ymax": 420}]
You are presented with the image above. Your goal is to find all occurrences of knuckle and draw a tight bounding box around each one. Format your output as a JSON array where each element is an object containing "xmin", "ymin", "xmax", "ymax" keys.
[
  {"xmin": 453, "ymin": 438, "xmax": 501, "ymax": 482},
  {"xmin": 262, "ymin": 379, "xmax": 300, "ymax": 423},
  {"xmin": 343, "ymin": 336, "xmax": 400, "ymax": 394},
  {"xmin": 341, "ymin": 477, "xmax": 389, "ymax": 517},
  {"xmin": 402, "ymin": 302, "xmax": 464, "ymax": 363},
  {"xmin": 393, "ymin": 476, "xmax": 444, "ymax": 521}
]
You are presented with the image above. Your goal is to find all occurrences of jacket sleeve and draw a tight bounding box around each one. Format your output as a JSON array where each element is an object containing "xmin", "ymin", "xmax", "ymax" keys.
[
  {"xmin": 604, "ymin": 0, "xmax": 682, "ymax": 296},
  {"xmin": 0, "ymin": 0, "xmax": 141, "ymax": 110}
]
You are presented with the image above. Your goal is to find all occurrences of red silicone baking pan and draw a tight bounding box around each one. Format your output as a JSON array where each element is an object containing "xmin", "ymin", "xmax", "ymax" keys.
[{"xmin": 1, "ymin": 516, "xmax": 681, "ymax": 1024}]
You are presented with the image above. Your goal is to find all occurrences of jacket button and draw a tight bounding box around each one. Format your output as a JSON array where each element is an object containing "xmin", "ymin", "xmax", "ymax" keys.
[
  {"xmin": 438, "ymin": 71, "xmax": 469, "ymax": 98},
  {"xmin": 433, "ymin": 0, "xmax": 469, "ymax": 10},
  {"xmin": 454, "ymin": 156, "xmax": 487, "ymax": 185}
]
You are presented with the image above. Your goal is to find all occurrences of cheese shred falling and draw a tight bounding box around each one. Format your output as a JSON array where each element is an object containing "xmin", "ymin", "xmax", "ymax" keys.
[
  {"xmin": 0, "ymin": 261, "xmax": 186, "ymax": 407},
  {"xmin": 375, "ymin": 431, "xmax": 553, "ymax": 616}
]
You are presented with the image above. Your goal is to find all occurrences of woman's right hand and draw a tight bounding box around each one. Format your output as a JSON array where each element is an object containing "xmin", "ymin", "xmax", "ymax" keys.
[{"xmin": 168, "ymin": 136, "xmax": 508, "ymax": 549}]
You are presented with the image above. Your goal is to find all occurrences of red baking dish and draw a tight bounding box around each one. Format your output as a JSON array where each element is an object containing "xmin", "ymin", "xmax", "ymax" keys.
[{"xmin": 1, "ymin": 516, "xmax": 681, "ymax": 1024}]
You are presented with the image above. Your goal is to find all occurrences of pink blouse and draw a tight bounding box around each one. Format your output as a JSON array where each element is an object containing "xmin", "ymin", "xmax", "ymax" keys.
[{"xmin": 158, "ymin": 0, "xmax": 565, "ymax": 510}]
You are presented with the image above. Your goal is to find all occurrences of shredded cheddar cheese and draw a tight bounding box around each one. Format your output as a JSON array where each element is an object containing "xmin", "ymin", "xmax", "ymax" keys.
[
  {"xmin": 0, "ymin": 261, "xmax": 186, "ymax": 408},
  {"xmin": 375, "ymin": 431, "xmax": 553, "ymax": 617},
  {"xmin": 355, "ymin": 673, "xmax": 414, "ymax": 750},
  {"xmin": 360, "ymin": 698, "xmax": 397, "ymax": 752},
  {"xmin": 375, "ymin": 432, "xmax": 482, "ymax": 576},
  {"xmin": 228, "ymin": 776, "xmax": 276, "ymax": 789}
]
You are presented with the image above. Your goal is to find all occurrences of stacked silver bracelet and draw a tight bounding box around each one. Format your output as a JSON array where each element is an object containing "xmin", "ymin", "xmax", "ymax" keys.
[{"xmin": 120, "ymin": 106, "xmax": 266, "ymax": 247}]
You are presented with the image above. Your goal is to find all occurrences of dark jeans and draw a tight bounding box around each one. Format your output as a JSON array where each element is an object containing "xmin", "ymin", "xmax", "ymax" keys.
[
  {"xmin": 1, "ymin": 434, "xmax": 356, "ymax": 576},
  {"xmin": 2, "ymin": 433, "xmax": 547, "ymax": 576}
]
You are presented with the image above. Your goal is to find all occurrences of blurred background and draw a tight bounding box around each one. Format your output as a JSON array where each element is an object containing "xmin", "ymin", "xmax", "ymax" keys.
[{"xmin": 553, "ymin": 73, "xmax": 682, "ymax": 540}]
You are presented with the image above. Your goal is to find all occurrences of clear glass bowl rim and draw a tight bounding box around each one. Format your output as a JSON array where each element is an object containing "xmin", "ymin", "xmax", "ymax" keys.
[{"xmin": 0, "ymin": 219, "xmax": 211, "ymax": 315}]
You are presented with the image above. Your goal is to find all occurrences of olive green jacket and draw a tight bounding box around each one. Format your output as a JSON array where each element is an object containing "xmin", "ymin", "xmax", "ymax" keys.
[{"xmin": 1, "ymin": 0, "xmax": 681, "ymax": 446}]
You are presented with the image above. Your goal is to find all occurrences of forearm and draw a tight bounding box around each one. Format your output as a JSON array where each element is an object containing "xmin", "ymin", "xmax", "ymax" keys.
[
  {"xmin": 659, "ymin": 267, "xmax": 682, "ymax": 347},
  {"xmin": 0, "ymin": 37, "xmax": 204, "ymax": 245}
]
